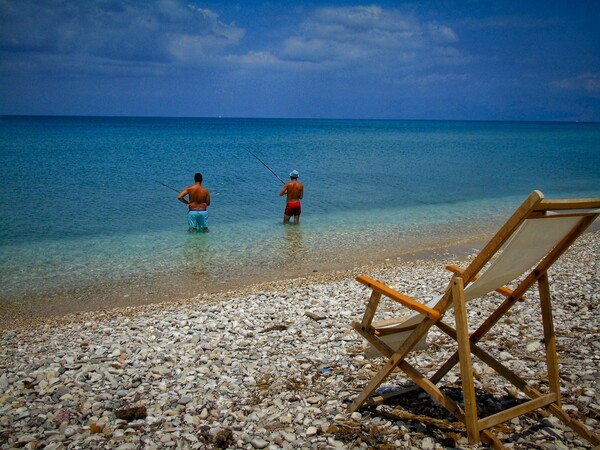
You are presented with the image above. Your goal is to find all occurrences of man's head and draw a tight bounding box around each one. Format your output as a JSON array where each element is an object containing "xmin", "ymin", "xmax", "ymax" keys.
[
  {"xmin": 194, "ymin": 173, "xmax": 203, "ymax": 183},
  {"xmin": 290, "ymin": 170, "xmax": 299, "ymax": 179}
]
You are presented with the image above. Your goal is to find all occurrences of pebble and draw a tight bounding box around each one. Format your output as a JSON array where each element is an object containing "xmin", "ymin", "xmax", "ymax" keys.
[
  {"xmin": 251, "ymin": 438, "xmax": 269, "ymax": 448},
  {"xmin": 421, "ymin": 437, "xmax": 436, "ymax": 449},
  {"xmin": 306, "ymin": 426, "xmax": 318, "ymax": 435},
  {"xmin": 0, "ymin": 231, "xmax": 598, "ymax": 450}
]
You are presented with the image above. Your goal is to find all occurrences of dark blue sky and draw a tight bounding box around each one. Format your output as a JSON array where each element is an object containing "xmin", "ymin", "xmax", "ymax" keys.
[{"xmin": 1, "ymin": 0, "xmax": 599, "ymax": 121}]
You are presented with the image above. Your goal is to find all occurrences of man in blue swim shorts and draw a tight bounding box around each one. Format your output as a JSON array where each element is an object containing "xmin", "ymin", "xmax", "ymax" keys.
[
  {"xmin": 187, "ymin": 210, "xmax": 208, "ymax": 230},
  {"xmin": 177, "ymin": 172, "xmax": 211, "ymax": 232}
]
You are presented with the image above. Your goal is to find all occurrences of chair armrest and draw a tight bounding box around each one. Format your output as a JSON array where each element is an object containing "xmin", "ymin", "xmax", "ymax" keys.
[
  {"xmin": 356, "ymin": 275, "xmax": 441, "ymax": 321},
  {"xmin": 446, "ymin": 265, "xmax": 463, "ymax": 275}
]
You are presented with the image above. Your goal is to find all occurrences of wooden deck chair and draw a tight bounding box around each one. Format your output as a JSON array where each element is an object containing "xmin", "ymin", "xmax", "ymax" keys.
[{"xmin": 349, "ymin": 190, "xmax": 600, "ymax": 449}]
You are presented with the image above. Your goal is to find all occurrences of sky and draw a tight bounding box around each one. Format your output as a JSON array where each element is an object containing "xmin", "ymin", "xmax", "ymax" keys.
[{"xmin": 0, "ymin": 0, "xmax": 599, "ymax": 121}]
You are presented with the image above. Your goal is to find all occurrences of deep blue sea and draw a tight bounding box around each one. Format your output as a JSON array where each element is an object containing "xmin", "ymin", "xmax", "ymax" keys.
[{"xmin": 1, "ymin": 116, "xmax": 599, "ymax": 315}]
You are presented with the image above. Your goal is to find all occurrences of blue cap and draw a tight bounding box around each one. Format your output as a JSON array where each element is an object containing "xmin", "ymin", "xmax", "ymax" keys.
[{"xmin": 290, "ymin": 170, "xmax": 299, "ymax": 178}]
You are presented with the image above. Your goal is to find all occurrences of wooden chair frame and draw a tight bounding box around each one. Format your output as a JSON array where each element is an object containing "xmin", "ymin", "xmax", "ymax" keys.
[{"xmin": 349, "ymin": 191, "xmax": 600, "ymax": 449}]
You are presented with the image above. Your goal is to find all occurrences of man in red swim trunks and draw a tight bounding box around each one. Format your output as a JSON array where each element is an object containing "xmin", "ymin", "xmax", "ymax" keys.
[{"xmin": 279, "ymin": 169, "xmax": 304, "ymax": 224}]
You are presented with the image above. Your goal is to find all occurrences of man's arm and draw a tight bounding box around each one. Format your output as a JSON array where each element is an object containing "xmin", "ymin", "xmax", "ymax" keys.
[
  {"xmin": 205, "ymin": 191, "xmax": 211, "ymax": 207},
  {"xmin": 177, "ymin": 188, "xmax": 189, "ymax": 205},
  {"xmin": 299, "ymin": 185, "xmax": 304, "ymax": 200},
  {"xmin": 279, "ymin": 183, "xmax": 289, "ymax": 196}
]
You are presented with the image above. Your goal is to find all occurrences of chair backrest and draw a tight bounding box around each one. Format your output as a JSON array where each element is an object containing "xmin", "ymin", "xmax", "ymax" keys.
[
  {"xmin": 462, "ymin": 191, "xmax": 600, "ymax": 302},
  {"xmin": 365, "ymin": 191, "xmax": 599, "ymax": 359},
  {"xmin": 373, "ymin": 192, "xmax": 599, "ymax": 327}
]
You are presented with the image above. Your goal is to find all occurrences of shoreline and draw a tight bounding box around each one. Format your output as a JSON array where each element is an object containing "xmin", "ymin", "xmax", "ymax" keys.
[
  {"xmin": 0, "ymin": 231, "xmax": 597, "ymax": 448},
  {"xmin": 0, "ymin": 235, "xmax": 489, "ymax": 329}
]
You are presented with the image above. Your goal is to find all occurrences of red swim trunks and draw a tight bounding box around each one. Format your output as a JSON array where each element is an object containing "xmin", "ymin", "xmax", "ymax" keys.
[{"xmin": 285, "ymin": 201, "xmax": 301, "ymax": 216}]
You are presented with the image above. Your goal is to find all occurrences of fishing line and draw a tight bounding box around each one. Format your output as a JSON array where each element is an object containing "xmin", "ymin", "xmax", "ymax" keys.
[
  {"xmin": 244, "ymin": 148, "xmax": 286, "ymax": 185},
  {"xmin": 153, "ymin": 179, "xmax": 180, "ymax": 193}
]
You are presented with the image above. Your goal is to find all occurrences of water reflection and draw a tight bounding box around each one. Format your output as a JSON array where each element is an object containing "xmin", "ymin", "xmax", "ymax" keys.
[
  {"xmin": 282, "ymin": 224, "xmax": 305, "ymax": 266},
  {"xmin": 182, "ymin": 231, "xmax": 214, "ymax": 278}
]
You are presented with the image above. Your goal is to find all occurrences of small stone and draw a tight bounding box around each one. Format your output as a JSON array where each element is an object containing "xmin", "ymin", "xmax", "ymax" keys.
[
  {"xmin": 545, "ymin": 442, "xmax": 569, "ymax": 450},
  {"xmin": 282, "ymin": 432, "xmax": 296, "ymax": 443},
  {"xmin": 55, "ymin": 386, "xmax": 70, "ymax": 397},
  {"xmin": 44, "ymin": 443, "xmax": 66, "ymax": 450},
  {"xmin": 421, "ymin": 437, "xmax": 435, "ymax": 450},
  {"xmin": 115, "ymin": 406, "xmax": 147, "ymax": 421},
  {"xmin": 251, "ymin": 438, "xmax": 269, "ymax": 449},
  {"xmin": 90, "ymin": 423, "xmax": 104, "ymax": 434},
  {"xmin": 54, "ymin": 408, "xmax": 71, "ymax": 426},
  {"xmin": 578, "ymin": 395, "xmax": 592, "ymax": 406},
  {"xmin": 178, "ymin": 395, "xmax": 192, "ymax": 405},
  {"xmin": 46, "ymin": 433, "xmax": 66, "ymax": 442},
  {"xmin": 184, "ymin": 414, "xmax": 200, "ymax": 425},
  {"xmin": 306, "ymin": 426, "xmax": 318, "ymax": 435},
  {"xmin": 160, "ymin": 433, "xmax": 174, "ymax": 443},
  {"xmin": 17, "ymin": 435, "xmax": 36, "ymax": 444},
  {"xmin": 327, "ymin": 437, "xmax": 345, "ymax": 448},
  {"xmin": 64, "ymin": 426, "xmax": 77, "ymax": 437},
  {"xmin": 526, "ymin": 341, "xmax": 542, "ymax": 352}
]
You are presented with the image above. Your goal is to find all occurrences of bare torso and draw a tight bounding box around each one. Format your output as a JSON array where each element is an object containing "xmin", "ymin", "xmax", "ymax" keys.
[
  {"xmin": 280, "ymin": 180, "xmax": 304, "ymax": 203},
  {"xmin": 178, "ymin": 183, "xmax": 210, "ymax": 210}
]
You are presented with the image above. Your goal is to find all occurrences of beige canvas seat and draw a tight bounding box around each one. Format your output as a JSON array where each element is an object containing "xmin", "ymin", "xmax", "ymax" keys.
[{"xmin": 349, "ymin": 190, "xmax": 600, "ymax": 449}]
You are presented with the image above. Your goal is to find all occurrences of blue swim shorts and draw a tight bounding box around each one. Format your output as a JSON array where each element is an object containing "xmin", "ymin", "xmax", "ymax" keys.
[{"xmin": 187, "ymin": 210, "xmax": 208, "ymax": 230}]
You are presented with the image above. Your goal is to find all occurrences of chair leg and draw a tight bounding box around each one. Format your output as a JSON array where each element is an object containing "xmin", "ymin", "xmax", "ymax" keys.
[
  {"xmin": 348, "ymin": 317, "xmax": 436, "ymax": 412},
  {"xmin": 360, "ymin": 290, "xmax": 382, "ymax": 332},
  {"xmin": 452, "ymin": 276, "xmax": 480, "ymax": 444},
  {"xmin": 538, "ymin": 273, "xmax": 561, "ymax": 407}
]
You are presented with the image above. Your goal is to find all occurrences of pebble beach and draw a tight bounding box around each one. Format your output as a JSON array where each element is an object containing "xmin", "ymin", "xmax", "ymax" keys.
[{"xmin": 0, "ymin": 231, "xmax": 598, "ymax": 450}]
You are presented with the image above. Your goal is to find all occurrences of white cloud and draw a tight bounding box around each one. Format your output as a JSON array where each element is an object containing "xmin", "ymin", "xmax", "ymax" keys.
[
  {"xmin": 281, "ymin": 36, "xmax": 370, "ymax": 63},
  {"xmin": 276, "ymin": 5, "xmax": 462, "ymax": 70},
  {"xmin": 552, "ymin": 73, "xmax": 600, "ymax": 95},
  {"xmin": 231, "ymin": 51, "xmax": 281, "ymax": 66},
  {"xmin": 0, "ymin": 0, "xmax": 244, "ymax": 66},
  {"xmin": 581, "ymin": 74, "xmax": 600, "ymax": 93},
  {"xmin": 1, "ymin": 2, "xmax": 464, "ymax": 77},
  {"xmin": 395, "ymin": 72, "xmax": 471, "ymax": 86},
  {"xmin": 428, "ymin": 24, "xmax": 459, "ymax": 43},
  {"xmin": 313, "ymin": 5, "xmax": 414, "ymax": 32}
]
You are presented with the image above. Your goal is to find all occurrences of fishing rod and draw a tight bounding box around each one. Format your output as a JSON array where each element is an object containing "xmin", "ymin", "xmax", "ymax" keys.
[
  {"xmin": 244, "ymin": 148, "xmax": 286, "ymax": 185},
  {"xmin": 153, "ymin": 179, "xmax": 180, "ymax": 193}
]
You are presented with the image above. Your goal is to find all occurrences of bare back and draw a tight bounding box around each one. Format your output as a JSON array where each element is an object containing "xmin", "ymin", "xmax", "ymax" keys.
[
  {"xmin": 280, "ymin": 180, "xmax": 304, "ymax": 203},
  {"xmin": 178, "ymin": 183, "xmax": 210, "ymax": 210}
]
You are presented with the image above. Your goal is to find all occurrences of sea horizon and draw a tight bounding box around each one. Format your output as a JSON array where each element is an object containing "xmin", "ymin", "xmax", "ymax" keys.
[{"xmin": 3, "ymin": 113, "xmax": 600, "ymax": 124}]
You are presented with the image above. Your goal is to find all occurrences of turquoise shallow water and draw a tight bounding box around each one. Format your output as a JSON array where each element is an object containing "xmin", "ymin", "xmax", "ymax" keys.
[{"xmin": 1, "ymin": 117, "xmax": 599, "ymax": 313}]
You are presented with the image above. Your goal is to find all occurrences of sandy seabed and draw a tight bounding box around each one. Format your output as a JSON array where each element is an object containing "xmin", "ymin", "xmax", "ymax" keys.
[{"xmin": 0, "ymin": 231, "xmax": 598, "ymax": 449}]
